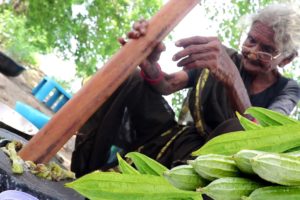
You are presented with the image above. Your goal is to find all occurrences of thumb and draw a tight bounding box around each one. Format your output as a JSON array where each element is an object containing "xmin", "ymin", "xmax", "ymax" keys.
[
  {"xmin": 118, "ymin": 37, "xmax": 127, "ymax": 46},
  {"xmin": 139, "ymin": 60, "xmax": 152, "ymax": 71}
]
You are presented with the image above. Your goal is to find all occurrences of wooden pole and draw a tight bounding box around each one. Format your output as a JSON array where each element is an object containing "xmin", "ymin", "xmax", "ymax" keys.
[{"xmin": 19, "ymin": 0, "xmax": 199, "ymax": 163}]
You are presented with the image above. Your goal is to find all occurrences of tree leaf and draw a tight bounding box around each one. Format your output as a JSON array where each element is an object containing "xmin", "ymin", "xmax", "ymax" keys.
[{"xmin": 0, "ymin": 0, "xmax": 163, "ymax": 78}]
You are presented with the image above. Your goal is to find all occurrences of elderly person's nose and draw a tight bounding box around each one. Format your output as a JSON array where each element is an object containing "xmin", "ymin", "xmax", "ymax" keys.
[
  {"xmin": 243, "ymin": 45, "xmax": 260, "ymax": 60},
  {"xmin": 247, "ymin": 52, "xmax": 258, "ymax": 60}
]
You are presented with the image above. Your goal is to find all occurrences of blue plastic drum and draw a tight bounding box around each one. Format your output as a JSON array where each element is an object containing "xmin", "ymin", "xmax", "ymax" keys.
[{"xmin": 14, "ymin": 101, "xmax": 51, "ymax": 129}]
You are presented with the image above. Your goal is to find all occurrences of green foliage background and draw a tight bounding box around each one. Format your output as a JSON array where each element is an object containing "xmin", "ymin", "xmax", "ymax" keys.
[{"xmin": 0, "ymin": 0, "xmax": 162, "ymax": 78}]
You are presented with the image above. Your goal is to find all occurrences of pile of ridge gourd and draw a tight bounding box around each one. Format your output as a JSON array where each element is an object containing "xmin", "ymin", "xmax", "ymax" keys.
[
  {"xmin": 164, "ymin": 149, "xmax": 300, "ymax": 200},
  {"xmin": 66, "ymin": 107, "xmax": 300, "ymax": 200}
]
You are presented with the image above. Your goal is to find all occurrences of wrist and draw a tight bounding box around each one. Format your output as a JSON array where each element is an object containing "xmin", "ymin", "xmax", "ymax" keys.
[{"xmin": 140, "ymin": 63, "xmax": 164, "ymax": 85}]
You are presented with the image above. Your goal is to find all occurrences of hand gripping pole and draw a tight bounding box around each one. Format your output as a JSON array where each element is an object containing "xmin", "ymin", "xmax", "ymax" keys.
[{"xmin": 19, "ymin": 0, "xmax": 200, "ymax": 163}]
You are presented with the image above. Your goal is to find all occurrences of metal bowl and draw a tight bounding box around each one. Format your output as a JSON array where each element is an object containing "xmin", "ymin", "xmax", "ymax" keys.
[{"xmin": 0, "ymin": 102, "xmax": 38, "ymax": 139}]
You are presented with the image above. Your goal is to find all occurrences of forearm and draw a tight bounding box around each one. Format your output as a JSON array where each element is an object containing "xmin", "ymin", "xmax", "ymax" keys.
[{"xmin": 140, "ymin": 63, "xmax": 188, "ymax": 95}]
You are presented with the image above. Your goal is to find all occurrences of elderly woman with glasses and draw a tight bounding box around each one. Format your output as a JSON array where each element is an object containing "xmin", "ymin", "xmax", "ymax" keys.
[{"xmin": 71, "ymin": 4, "xmax": 300, "ymax": 177}]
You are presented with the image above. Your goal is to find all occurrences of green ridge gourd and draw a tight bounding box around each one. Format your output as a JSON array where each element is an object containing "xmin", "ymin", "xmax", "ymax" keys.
[
  {"xmin": 163, "ymin": 165, "xmax": 207, "ymax": 191},
  {"xmin": 188, "ymin": 154, "xmax": 239, "ymax": 181},
  {"xmin": 198, "ymin": 177, "xmax": 263, "ymax": 200},
  {"xmin": 251, "ymin": 153, "xmax": 300, "ymax": 185},
  {"xmin": 232, "ymin": 150, "xmax": 265, "ymax": 174},
  {"xmin": 242, "ymin": 186, "xmax": 300, "ymax": 200}
]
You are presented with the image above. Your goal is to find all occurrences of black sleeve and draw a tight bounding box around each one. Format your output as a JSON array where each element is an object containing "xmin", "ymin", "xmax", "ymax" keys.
[{"xmin": 268, "ymin": 79, "xmax": 300, "ymax": 115}]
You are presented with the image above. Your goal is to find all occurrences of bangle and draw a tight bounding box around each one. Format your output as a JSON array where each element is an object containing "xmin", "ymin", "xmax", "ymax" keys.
[{"xmin": 140, "ymin": 64, "xmax": 164, "ymax": 85}]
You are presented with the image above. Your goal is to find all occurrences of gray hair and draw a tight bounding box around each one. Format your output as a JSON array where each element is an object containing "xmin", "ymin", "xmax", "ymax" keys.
[{"xmin": 251, "ymin": 4, "xmax": 300, "ymax": 55}]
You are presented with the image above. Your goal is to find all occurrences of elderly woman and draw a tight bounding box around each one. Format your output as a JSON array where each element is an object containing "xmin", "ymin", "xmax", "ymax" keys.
[{"xmin": 71, "ymin": 4, "xmax": 300, "ymax": 177}]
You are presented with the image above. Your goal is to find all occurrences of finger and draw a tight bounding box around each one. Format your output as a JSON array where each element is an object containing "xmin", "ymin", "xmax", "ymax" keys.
[
  {"xmin": 133, "ymin": 21, "xmax": 142, "ymax": 31},
  {"xmin": 139, "ymin": 60, "xmax": 152, "ymax": 71},
  {"xmin": 133, "ymin": 19, "xmax": 147, "ymax": 35},
  {"xmin": 149, "ymin": 42, "xmax": 166, "ymax": 61},
  {"xmin": 157, "ymin": 42, "xmax": 166, "ymax": 52},
  {"xmin": 136, "ymin": 19, "xmax": 149, "ymax": 36},
  {"xmin": 138, "ymin": 26, "xmax": 147, "ymax": 36},
  {"xmin": 140, "ymin": 19, "xmax": 149, "ymax": 28},
  {"xmin": 118, "ymin": 38, "xmax": 127, "ymax": 46},
  {"xmin": 153, "ymin": 42, "xmax": 166, "ymax": 55},
  {"xmin": 127, "ymin": 30, "xmax": 141, "ymax": 39},
  {"xmin": 177, "ymin": 52, "xmax": 216, "ymax": 67},
  {"xmin": 175, "ymin": 36, "xmax": 218, "ymax": 47},
  {"xmin": 172, "ymin": 44, "xmax": 212, "ymax": 61}
]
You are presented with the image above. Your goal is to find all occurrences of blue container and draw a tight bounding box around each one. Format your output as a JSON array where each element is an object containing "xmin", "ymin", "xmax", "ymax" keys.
[
  {"xmin": 15, "ymin": 101, "xmax": 51, "ymax": 129},
  {"xmin": 32, "ymin": 76, "xmax": 72, "ymax": 112}
]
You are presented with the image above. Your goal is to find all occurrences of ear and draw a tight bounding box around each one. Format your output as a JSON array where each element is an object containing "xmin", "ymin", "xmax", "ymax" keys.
[{"xmin": 278, "ymin": 51, "xmax": 298, "ymax": 67}]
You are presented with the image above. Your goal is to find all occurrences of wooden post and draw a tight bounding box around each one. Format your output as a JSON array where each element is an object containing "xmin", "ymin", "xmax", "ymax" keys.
[{"xmin": 19, "ymin": 0, "xmax": 200, "ymax": 163}]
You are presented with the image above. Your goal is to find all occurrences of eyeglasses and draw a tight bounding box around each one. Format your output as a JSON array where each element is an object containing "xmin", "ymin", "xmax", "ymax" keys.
[{"xmin": 242, "ymin": 46, "xmax": 281, "ymax": 62}]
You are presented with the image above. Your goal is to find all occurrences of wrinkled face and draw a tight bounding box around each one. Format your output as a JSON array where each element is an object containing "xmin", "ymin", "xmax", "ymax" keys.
[{"xmin": 241, "ymin": 21, "xmax": 284, "ymax": 75}]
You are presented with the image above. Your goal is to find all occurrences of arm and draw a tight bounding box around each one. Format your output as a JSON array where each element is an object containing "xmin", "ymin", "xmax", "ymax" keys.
[
  {"xmin": 172, "ymin": 36, "xmax": 251, "ymax": 114},
  {"xmin": 122, "ymin": 19, "xmax": 189, "ymax": 95},
  {"xmin": 139, "ymin": 60, "xmax": 189, "ymax": 95},
  {"xmin": 268, "ymin": 79, "xmax": 300, "ymax": 115}
]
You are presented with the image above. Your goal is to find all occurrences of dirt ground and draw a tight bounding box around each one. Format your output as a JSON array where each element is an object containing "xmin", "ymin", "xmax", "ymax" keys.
[
  {"xmin": 0, "ymin": 68, "xmax": 53, "ymax": 115},
  {"xmin": 0, "ymin": 68, "xmax": 74, "ymax": 169}
]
